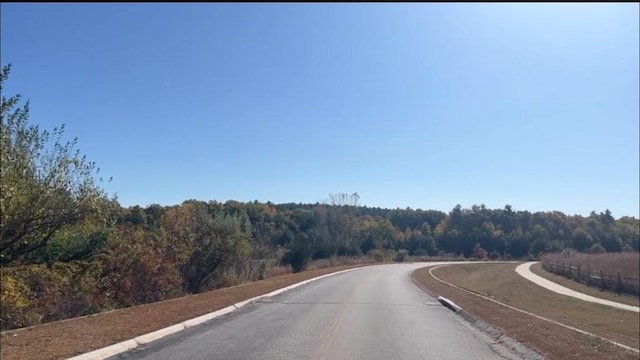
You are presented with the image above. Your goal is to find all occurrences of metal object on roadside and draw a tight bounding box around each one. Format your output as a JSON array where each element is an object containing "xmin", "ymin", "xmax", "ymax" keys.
[{"xmin": 437, "ymin": 296, "xmax": 463, "ymax": 313}]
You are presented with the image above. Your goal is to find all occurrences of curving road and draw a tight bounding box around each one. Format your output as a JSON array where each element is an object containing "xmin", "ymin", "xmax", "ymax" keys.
[
  {"xmin": 109, "ymin": 263, "xmax": 521, "ymax": 360},
  {"xmin": 515, "ymin": 262, "xmax": 639, "ymax": 313}
]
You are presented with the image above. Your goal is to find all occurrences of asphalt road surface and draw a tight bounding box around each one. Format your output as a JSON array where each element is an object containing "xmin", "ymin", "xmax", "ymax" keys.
[{"xmin": 111, "ymin": 263, "xmax": 521, "ymax": 360}]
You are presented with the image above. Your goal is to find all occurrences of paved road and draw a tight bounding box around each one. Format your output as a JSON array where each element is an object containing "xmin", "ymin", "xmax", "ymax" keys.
[
  {"xmin": 110, "ymin": 263, "xmax": 521, "ymax": 360},
  {"xmin": 515, "ymin": 262, "xmax": 639, "ymax": 313}
]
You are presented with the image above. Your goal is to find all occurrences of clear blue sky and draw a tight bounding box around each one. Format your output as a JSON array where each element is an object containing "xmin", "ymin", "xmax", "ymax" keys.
[{"xmin": 1, "ymin": 3, "xmax": 638, "ymax": 217}]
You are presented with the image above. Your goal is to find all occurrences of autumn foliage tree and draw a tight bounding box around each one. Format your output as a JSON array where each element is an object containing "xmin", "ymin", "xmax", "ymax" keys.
[
  {"xmin": 0, "ymin": 64, "xmax": 116, "ymax": 266},
  {"xmin": 472, "ymin": 243, "xmax": 488, "ymax": 260},
  {"xmin": 162, "ymin": 201, "xmax": 252, "ymax": 293}
]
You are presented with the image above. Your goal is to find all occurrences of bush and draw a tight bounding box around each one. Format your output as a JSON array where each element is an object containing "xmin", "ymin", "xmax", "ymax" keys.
[
  {"xmin": 472, "ymin": 244, "xmax": 488, "ymax": 260},
  {"xmin": 281, "ymin": 246, "xmax": 311, "ymax": 273},
  {"xmin": 0, "ymin": 271, "xmax": 34, "ymax": 330},
  {"xmin": 100, "ymin": 226, "xmax": 184, "ymax": 306},
  {"xmin": 589, "ymin": 243, "xmax": 606, "ymax": 254},
  {"xmin": 281, "ymin": 236, "xmax": 313, "ymax": 273},
  {"xmin": 0, "ymin": 261, "xmax": 107, "ymax": 331},
  {"xmin": 413, "ymin": 248, "xmax": 429, "ymax": 256},
  {"xmin": 394, "ymin": 249, "xmax": 409, "ymax": 262},
  {"xmin": 368, "ymin": 249, "xmax": 385, "ymax": 263}
]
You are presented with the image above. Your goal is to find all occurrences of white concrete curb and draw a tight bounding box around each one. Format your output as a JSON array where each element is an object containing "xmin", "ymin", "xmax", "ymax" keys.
[{"xmin": 67, "ymin": 265, "xmax": 377, "ymax": 360}]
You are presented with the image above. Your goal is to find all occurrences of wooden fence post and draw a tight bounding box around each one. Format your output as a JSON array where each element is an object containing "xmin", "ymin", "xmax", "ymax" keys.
[
  {"xmin": 616, "ymin": 272, "xmax": 623, "ymax": 295},
  {"xmin": 577, "ymin": 265, "xmax": 581, "ymax": 282}
]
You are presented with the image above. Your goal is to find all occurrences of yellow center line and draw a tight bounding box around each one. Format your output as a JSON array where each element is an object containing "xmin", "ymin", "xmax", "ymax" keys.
[{"xmin": 308, "ymin": 284, "xmax": 360, "ymax": 360}]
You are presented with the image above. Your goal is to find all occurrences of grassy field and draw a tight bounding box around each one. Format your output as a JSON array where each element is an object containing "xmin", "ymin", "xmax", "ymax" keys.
[
  {"xmin": 0, "ymin": 264, "xmax": 373, "ymax": 360},
  {"xmin": 530, "ymin": 262, "xmax": 639, "ymax": 307},
  {"xmin": 412, "ymin": 263, "xmax": 639, "ymax": 360}
]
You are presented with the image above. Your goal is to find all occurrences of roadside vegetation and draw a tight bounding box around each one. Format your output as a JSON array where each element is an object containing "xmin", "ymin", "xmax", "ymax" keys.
[
  {"xmin": 0, "ymin": 264, "xmax": 372, "ymax": 360},
  {"xmin": 413, "ymin": 263, "xmax": 639, "ymax": 360},
  {"xmin": 2, "ymin": 63, "xmax": 639, "ymax": 333}
]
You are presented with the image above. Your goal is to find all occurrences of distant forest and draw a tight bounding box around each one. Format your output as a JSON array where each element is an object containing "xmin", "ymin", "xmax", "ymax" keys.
[{"xmin": 1, "ymin": 63, "xmax": 638, "ymax": 330}]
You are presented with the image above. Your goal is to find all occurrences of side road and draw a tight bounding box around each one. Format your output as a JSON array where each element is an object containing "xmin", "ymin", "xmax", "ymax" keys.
[{"xmin": 515, "ymin": 261, "xmax": 639, "ymax": 313}]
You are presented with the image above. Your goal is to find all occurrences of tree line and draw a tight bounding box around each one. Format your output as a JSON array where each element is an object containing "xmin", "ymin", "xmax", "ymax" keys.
[{"xmin": 1, "ymin": 64, "xmax": 638, "ymax": 331}]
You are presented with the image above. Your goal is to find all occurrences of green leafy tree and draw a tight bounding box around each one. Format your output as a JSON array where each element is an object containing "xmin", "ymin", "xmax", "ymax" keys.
[
  {"xmin": 506, "ymin": 230, "xmax": 530, "ymax": 258},
  {"xmin": 0, "ymin": 64, "xmax": 116, "ymax": 265},
  {"xmin": 571, "ymin": 228, "xmax": 593, "ymax": 252},
  {"xmin": 615, "ymin": 217, "xmax": 639, "ymax": 251},
  {"xmin": 530, "ymin": 238, "xmax": 551, "ymax": 256},
  {"xmin": 119, "ymin": 206, "xmax": 147, "ymax": 227},
  {"xmin": 281, "ymin": 232, "xmax": 313, "ymax": 272},
  {"xmin": 589, "ymin": 243, "xmax": 606, "ymax": 254}
]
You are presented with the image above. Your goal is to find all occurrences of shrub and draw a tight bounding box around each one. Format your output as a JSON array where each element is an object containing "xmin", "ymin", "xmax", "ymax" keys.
[
  {"xmin": 280, "ymin": 234, "xmax": 313, "ymax": 273},
  {"xmin": 281, "ymin": 246, "xmax": 311, "ymax": 273},
  {"xmin": 472, "ymin": 244, "xmax": 488, "ymax": 260},
  {"xmin": 368, "ymin": 249, "xmax": 385, "ymax": 263},
  {"xmin": 0, "ymin": 271, "xmax": 33, "ymax": 330},
  {"xmin": 394, "ymin": 249, "xmax": 409, "ymax": 262},
  {"xmin": 265, "ymin": 264, "xmax": 292, "ymax": 278},
  {"xmin": 0, "ymin": 261, "xmax": 108, "ymax": 331},
  {"xmin": 589, "ymin": 243, "xmax": 607, "ymax": 254},
  {"xmin": 414, "ymin": 248, "xmax": 429, "ymax": 256}
]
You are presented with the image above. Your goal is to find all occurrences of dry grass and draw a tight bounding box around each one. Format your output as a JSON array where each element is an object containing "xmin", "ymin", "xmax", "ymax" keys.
[
  {"xmin": 0, "ymin": 264, "xmax": 372, "ymax": 360},
  {"xmin": 542, "ymin": 252, "xmax": 640, "ymax": 279},
  {"xmin": 530, "ymin": 262, "xmax": 639, "ymax": 307},
  {"xmin": 412, "ymin": 263, "xmax": 639, "ymax": 360},
  {"xmin": 264, "ymin": 265, "xmax": 292, "ymax": 278},
  {"xmin": 306, "ymin": 256, "xmax": 378, "ymax": 270}
]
